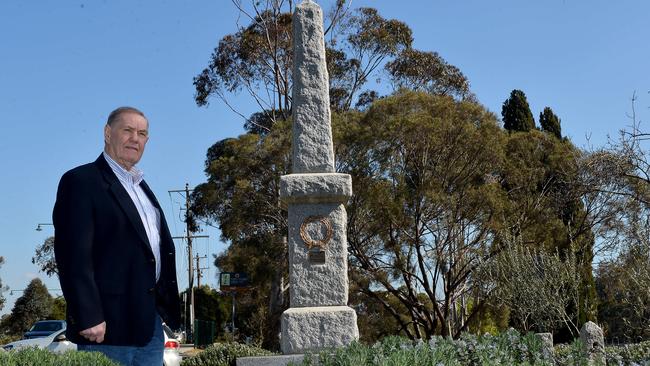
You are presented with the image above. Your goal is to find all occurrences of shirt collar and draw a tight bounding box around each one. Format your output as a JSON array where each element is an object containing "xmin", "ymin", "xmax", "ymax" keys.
[{"xmin": 103, "ymin": 151, "xmax": 144, "ymax": 185}]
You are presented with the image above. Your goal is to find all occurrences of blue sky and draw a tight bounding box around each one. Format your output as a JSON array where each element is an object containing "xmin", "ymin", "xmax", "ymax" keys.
[{"xmin": 1, "ymin": 0, "xmax": 648, "ymax": 315}]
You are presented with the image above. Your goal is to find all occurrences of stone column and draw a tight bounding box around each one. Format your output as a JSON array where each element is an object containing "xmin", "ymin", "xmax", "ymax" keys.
[
  {"xmin": 279, "ymin": 0, "xmax": 359, "ymax": 355},
  {"xmin": 580, "ymin": 321, "xmax": 605, "ymax": 365}
]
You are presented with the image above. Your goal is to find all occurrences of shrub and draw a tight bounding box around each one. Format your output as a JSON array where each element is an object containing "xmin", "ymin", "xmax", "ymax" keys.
[
  {"xmin": 0, "ymin": 346, "xmax": 120, "ymax": 365},
  {"xmin": 298, "ymin": 330, "xmax": 552, "ymax": 366},
  {"xmin": 179, "ymin": 334, "xmax": 650, "ymax": 366},
  {"xmin": 181, "ymin": 342, "xmax": 275, "ymax": 366},
  {"xmin": 554, "ymin": 340, "xmax": 590, "ymax": 366},
  {"xmin": 554, "ymin": 339, "xmax": 650, "ymax": 365},
  {"xmin": 605, "ymin": 341, "xmax": 650, "ymax": 366}
]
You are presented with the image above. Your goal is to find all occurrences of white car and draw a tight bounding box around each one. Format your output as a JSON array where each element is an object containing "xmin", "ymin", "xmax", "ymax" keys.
[
  {"xmin": 3, "ymin": 324, "xmax": 182, "ymax": 366},
  {"xmin": 2, "ymin": 328, "xmax": 75, "ymax": 353},
  {"xmin": 162, "ymin": 323, "xmax": 182, "ymax": 366}
]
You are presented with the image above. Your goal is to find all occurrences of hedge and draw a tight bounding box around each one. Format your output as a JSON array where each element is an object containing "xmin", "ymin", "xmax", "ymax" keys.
[
  {"xmin": 0, "ymin": 346, "xmax": 120, "ymax": 366},
  {"xmin": 180, "ymin": 342, "xmax": 275, "ymax": 366}
]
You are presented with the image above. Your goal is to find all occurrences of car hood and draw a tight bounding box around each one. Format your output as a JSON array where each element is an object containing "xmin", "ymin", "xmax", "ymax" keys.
[{"xmin": 5, "ymin": 336, "xmax": 53, "ymax": 350}]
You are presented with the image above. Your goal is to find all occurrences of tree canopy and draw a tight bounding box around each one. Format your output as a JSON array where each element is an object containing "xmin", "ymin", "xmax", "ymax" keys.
[
  {"xmin": 191, "ymin": 90, "xmax": 598, "ymax": 343},
  {"xmin": 340, "ymin": 91, "xmax": 505, "ymax": 338},
  {"xmin": 194, "ymin": 1, "xmax": 466, "ymax": 131},
  {"xmin": 32, "ymin": 236, "xmax": 57, "ymax": 278}
]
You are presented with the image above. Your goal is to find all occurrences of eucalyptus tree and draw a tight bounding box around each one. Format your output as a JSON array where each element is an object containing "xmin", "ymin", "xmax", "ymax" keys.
[
  {"xmin": 338, "ymin": 90, "xmax": 507, "ymax": 338},
  {"xmin": 32, "ymin": 236, "xmax": 58, "ymax": 278},
  {"xmin": 194, "ymin": 1, "xmax": 412, "ymax": 130}
]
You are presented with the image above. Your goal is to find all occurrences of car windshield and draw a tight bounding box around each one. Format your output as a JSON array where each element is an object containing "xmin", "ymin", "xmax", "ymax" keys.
[{"xmin": 30, "ymin": 322, "xmax": 62, "ymax": 332}]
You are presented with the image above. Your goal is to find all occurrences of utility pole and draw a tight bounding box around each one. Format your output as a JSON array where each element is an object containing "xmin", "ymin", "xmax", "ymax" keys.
[
  {"xmin": 195, "ymin": 254, "xmax": 208, "ymax": 288},
  {"xmin": 169, "ymin": 183, "xmax": 208, "ymax": 344}
]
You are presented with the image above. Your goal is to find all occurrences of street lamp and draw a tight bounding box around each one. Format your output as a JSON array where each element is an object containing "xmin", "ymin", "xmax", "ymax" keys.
[{"xmin": 35, "ymin": 223, "xmax": 53, "ymax": 231}]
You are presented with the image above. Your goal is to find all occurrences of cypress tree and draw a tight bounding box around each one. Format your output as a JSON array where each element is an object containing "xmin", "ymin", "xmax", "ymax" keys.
[
  {"xmin": 539, "ymin": 106, "xmax": 562, "ymax": 139},
  {"xmin": 501, "ymin": 89, "xmax": 535, "ymax": 132}
]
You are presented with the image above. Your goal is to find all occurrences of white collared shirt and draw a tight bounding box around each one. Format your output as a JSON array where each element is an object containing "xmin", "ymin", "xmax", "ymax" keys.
[{"xmin": 103, "ymin": 152, "xmax": 161, "ymax": 281}]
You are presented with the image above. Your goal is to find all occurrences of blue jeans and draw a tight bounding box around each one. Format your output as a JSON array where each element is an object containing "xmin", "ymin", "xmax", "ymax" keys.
[{"xmin": 78, "ymin": 316, "xmax": 164, "ymax": 366}]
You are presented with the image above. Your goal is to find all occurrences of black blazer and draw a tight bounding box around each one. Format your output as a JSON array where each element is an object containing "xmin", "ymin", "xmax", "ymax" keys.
[{"xmin": 53, "ymin": 154, "xmax": 181, "ymax": 346}]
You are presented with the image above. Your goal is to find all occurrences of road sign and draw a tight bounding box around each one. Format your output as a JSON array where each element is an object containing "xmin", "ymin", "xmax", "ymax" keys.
[{"xmin": 219, "ymin": 272, "xmax": 249, "ymax": 291}]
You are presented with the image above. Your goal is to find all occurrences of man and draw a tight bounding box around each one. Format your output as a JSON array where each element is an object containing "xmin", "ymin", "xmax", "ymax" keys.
[{"xmin": 53, "ymin": 107, "xmax": 181, "ymax": 365}]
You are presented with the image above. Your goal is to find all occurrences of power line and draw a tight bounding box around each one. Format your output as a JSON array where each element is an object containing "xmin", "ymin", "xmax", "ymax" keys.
[
  {"xmin": 195, "ymin": 254, "xmax": 208, "ymax": 288},
  {"xmin": 169, "ymin": 183, "xmax": 208, "ymax": 343}
]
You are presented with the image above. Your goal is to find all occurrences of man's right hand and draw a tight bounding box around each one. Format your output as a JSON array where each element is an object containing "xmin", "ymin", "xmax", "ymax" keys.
[{"xmin": 79, "ymin": 321, "xmax": 106, "ymax": 343}]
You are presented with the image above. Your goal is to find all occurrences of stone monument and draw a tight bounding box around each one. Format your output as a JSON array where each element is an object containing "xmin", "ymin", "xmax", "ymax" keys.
[
  {"xmin": 279, "ymin": 0, "xmax": 359, "ymax": 355},
  {"xmin": 579, "ymin": 321, "xmax": 605, "ymax": 365}
]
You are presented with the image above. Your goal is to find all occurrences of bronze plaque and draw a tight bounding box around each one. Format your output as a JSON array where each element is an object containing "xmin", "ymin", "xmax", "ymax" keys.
[{"xmin": 308, "ymin": 249, "xmax": 326, "ymax": 264}]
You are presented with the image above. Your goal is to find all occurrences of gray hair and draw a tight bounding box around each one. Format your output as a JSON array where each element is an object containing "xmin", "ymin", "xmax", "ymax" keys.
[{"xmin": 106, "ymin": 106, "xmax": 147, "ymax": 126}]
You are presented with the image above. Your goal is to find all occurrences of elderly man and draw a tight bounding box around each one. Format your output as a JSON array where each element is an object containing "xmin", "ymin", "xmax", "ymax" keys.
[{"xmin": 53, "ymin": 107, "xmax": 181, "ymax": 365}]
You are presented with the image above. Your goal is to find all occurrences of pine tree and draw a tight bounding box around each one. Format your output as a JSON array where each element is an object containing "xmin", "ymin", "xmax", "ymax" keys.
[
  {"xmin": 501, "ymin": 89, "xmax": 535, "ymax": 132},
  {"xmin": 6, "ymin": 278, "xmax": 52, "ymax": 336},
  {"xmin": 539, "ymin": 106, "xmax": 562, "ymax": 139}
]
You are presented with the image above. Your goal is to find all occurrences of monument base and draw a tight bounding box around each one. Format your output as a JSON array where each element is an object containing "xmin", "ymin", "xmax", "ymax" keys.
[{"xmin": 281, "ymin": 306, "xmax": 359, "ymax": 354}]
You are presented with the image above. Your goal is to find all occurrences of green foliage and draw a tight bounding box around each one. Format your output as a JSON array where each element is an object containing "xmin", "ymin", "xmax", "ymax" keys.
[
  {"xmin": 385, "ymin": 48, "xmax": 473, "ymax": 100},
  {"xmin": 296, "ymin": 331, "xmax": 551, "ymax": 366},
  {"xmin": 49, "ymin": 296, "xmax": 66, "ymax": 320},
  {"xmin": 192, "ymin": 89, "xmax": 602, "ymax": 342},
  {"xmin": 32, "ymin": 236, "xmax": 58, "ymax": 278},
  {"xmin": 195, "ymin": 3, "xmax": 468, "ymax": 121},
  {"xmin": 340, "ymin": 90, "xmax": 506, "ymax": 338},
  {"xmin": 465, "ymin": 302, "xmax": 511, "ymax": 336},
  {"xmin": 180, "ymin": 285, "xmax": 227, "ymax": 339},
  {"xmin": 190, "ymin": 121, "xmax": 292, "ymax": 348},
  {"xmin": 487, "ymin": 242, "xmax": 583, "ymax": 335},
  {"xmin": 1, "ymin": 278, "xmax": 53, "ymax": 337},
  {"xmin": 605, "ymin": 341, "xmax": 650, "ymax": 365},
  {"xmin": 0, "ymin": 347, "xmax": 120, "ymax": 366},
  {"xmin": 539, "ymin": 107, "xmax": 562, "ymax": 139},
  {"xmin": 596, "ymin": 236, "xmax": 650, "ymax": 341},
  {"xmin": 0, "ymin": 332, "xmax": 20, "ymax": 346},
  {"xmin": 194, "ymin": 2, "xmax": 408, "ymax": 120},
  {"xmin": 180, "ymin": 342, "xmax": 275, "ymax": 366},
  {"xmin": 329, "ymin": 7, "xmax": 412, "ymax": 110},
  {"xmin": 351, "ymin": 289, "xmax": 408, "ymax": 344},
  {"xmin": 180, "ymin": 286, "xmax": 225, "ymax": 324},
  {"xmin": 502, "ymin": 89, "xmax": 535, "ymax": 132},
  {"xmin": 498, "ymin": 130, "xmax": 598, "ymax": 340},
  {"xmin": 554, "ymin": 340, "xmax": 590, "ymax": 366},
  {"xmin": 0, "ymin": 257, "xmax": 6, "ymax": 312},
  {"xmin": 193, "ymin": 4, "xmax": 294, "ymax": 120}
]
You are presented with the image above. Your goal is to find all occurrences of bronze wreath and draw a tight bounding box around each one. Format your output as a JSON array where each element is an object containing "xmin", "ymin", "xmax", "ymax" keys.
[{"xmin": 299, "ymin": 215, "xmax": 333, "ymax": 250}]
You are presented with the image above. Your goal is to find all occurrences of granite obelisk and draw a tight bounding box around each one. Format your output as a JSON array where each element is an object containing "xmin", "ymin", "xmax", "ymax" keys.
[{"xmin": 279, "ymin": 0, "xmax": 359, "ymax": 355}]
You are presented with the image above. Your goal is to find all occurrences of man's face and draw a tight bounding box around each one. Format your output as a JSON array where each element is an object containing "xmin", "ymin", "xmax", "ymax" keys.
[{"xmin": 104, "ymin": 112, "xmax": 149, "ymax": 170}]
